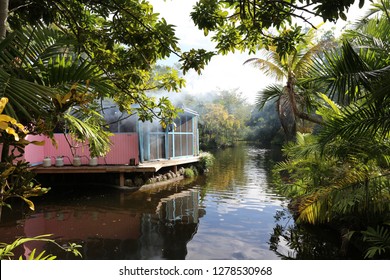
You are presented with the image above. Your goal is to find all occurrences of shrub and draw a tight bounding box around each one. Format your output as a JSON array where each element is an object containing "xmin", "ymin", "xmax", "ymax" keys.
[
  {"xmin": 199, "ymin": 152, "xmax": 215, "ymax": 170},
  {"xmin": 183, "ymin": 168, "xmax": 195, "ymax": 178}
]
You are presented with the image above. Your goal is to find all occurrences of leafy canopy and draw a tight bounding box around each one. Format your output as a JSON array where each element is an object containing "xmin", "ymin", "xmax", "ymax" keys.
[
  {"xmin": 6, "ymin": 0, "xmax": 214, "ymax": 123},
  {"xmin": 190, "ymin": 0, "xmax": 365, "ymax": 57}
]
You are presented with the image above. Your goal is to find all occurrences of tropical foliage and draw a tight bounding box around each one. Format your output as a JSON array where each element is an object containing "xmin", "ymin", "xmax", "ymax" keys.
[
  {"xmin": 245, "ymin": 26, "xmax": 331, "ymax": 140},
  {"xmin": 201, "ymin": 103, "xmax": 241, "ymax": 148},
  {"xmin": 1, "ymin": 0, "xmax": 387, "ymax": 261},
  {"xmin": 0, "ymin": 1, "xmax": 211, "ymax": 260},
  {"xmin": 271, "ymin": 0, "xmax": 390, "ymax": 259},
  {"xmin": 0, "ymin": 1, "xmax": 217, "ymax": 158},
  {"xmin": 0, "ymin": 97, "xmax": 49, "ymax": 214},
  {"xmin": 273, "ymin": 132, "xmax": 390, "ymax": 224},
  {"xmin": 0, "ymin": 24, "xmax": 116, "ymax": 157},
  {"xmin": 0, "ymin": 234, "xmax": 82, "ymax": 260},
  {"xmin": 245, "ymin": 100, "xmax": 284, "ymax": 146}
]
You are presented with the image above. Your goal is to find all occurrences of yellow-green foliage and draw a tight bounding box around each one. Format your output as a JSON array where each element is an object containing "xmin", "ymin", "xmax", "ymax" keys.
[
  {"xmin": 183, "ymin": 168, "xmax": 195, "ymax": 178},
  {"xmin": 0, "ymin": 234, "xmax": 82, "ymax": 260},
  {"xmin": 274, "ymin": 132, "xmax": 390, "ymax": 225}
]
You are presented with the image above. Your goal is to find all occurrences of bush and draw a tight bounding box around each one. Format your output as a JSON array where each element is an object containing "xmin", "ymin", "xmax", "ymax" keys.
[
  {"xmin": 190, "ymin": 165, "xmax": 199, "ymax": 176},
  {"xmin": 199, "ymin": 152, "xmax": 215, "ymax": 170},
  {"xmin": 183, "ymin": 168, "xmax": 195, "ymax": 178}
]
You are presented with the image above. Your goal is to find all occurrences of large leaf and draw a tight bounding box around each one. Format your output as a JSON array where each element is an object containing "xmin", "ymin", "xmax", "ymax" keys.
[
  {"xmin": 0, "ymin": 68, "xmax": 54, "ymax": 120},
  {"xmin": 0, "ymin": 25, "xmax": 114, "ymax": 124},
  {"xmin": 319, "ymin": 100, "xmax": 390, "ymax": 146},
  {"xmin": 63, "ymin": 112, "xmax": 112, "ymax": 157},
  {"xmin": 304, "ymin": 41, "xmax": 376, "ymax": 104},
  {"xmin": 244, "ymin": 52, "xmax": 286, "ymax": 81},
  {"xmin": 255, "ymin": 84, "xmax": 284, "ymax": 109}
]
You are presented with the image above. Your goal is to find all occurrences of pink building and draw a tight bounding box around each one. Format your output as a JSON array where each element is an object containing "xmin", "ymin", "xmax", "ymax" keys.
[
  {"xmin": 23, "ymin": 108, "xmax": 199, "ymax": 167},
  {"xmin": 24, "ymin": 133, "xmax": 139, "ymax": 166}
]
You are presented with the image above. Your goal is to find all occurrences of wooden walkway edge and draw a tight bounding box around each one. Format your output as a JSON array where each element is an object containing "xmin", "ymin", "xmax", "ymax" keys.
[{"xmin": 30, "ymin": 156, "xmax": 201, "ymax": 187}]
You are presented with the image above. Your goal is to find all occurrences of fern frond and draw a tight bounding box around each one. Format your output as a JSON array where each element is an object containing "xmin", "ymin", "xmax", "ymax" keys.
[{"xmin": 362, "ymin": 225, "xmax": 390, "ymax": 259}]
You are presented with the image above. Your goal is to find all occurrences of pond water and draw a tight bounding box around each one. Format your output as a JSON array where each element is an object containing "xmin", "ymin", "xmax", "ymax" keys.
[{"xmin": 0, "ymin": 144, "xmax": 342, "ymax": 260}]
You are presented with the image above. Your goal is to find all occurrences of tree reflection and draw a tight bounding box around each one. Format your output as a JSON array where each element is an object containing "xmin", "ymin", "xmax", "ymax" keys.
[
  {"xmin": 206, "ymin": 144, "xmax": 249, "ymax": 191},
  {"xmin": 269, "ymin": 210, "xmax": 346, "ymax": 259}
]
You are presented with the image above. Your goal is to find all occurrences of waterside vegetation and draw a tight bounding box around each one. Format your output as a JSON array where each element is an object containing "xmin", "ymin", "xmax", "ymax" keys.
[
  {"xmin": 1, "ymin": 0, "xmax": 390, "ymax": 260},
  {"xmin": 266, "ymin": 2, "xmax": 390, "ymax": 259}
]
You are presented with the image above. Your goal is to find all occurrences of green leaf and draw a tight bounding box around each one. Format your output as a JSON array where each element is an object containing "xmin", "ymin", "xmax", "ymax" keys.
[{"xmin": 19, "ymin": 196, "xmax": 35, "ymax": 211}]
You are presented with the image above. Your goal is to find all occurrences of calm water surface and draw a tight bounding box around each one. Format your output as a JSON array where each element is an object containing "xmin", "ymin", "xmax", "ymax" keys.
[{"xmin": 0, "ymin": 144, "xmax": 294, "ymax": 259}]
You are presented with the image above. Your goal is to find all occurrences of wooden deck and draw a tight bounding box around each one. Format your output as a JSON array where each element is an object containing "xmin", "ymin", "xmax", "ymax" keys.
[{"xmin": 30, "ymin": 156, "xmax": 201, "ymax": 187}]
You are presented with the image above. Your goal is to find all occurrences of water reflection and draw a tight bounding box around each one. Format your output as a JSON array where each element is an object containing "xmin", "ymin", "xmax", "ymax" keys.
[
  {"xmin": 269, "ymin": 210, "xmax": 345, "ymax": 259},
  {"xmin": 0, "ymin": 144, "xmax": 291, "ymax": 259},
  {"xmin": 0, "ymin": 185, "xmax": 205, "ymax": 259},
  {"xmin": 185, "ymin": 146, "xmax": 286, "ymax": 259}
]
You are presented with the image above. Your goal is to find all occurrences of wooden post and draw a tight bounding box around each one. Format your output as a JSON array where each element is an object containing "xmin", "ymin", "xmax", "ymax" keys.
[
  {"xmin": 119, "ymin": 172, "xmax": 125, "ymax": 187},
  {"xmin": 137, "ymin": 121, "xmax": 144, "ymax": 163},
  {"xmin": 165, "ymin": 125, "xmax": 169, "ymax": 159}
]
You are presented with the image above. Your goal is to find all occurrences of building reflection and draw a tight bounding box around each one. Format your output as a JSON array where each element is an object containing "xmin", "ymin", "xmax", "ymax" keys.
[
  {"xmin": 138, "ymin": 189, "xmax": 205, "ymax": 259},
  {"xmin": 0, "ymin": 187, "xmax": 204, "ymax": 259}
]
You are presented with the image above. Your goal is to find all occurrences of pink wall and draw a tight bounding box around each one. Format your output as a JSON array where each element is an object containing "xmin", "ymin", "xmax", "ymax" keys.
[
  {"xmin": 25, "ymin": 135, "xmax": 46, "ymax": 164},
  {"xmin": 24, "ymin": 133, "xmax": 139, "ymax": 166}
]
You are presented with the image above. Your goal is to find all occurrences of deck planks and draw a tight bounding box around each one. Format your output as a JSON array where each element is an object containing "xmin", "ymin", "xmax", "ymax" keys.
[{"xmin": 30, "ymin": 156, "xmax": 201, "ymax": 187}]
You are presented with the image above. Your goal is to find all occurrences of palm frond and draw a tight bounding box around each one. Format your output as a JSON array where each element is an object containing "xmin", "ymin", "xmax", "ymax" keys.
[
  {"xmin": 294, "ymin": 39, "xmax": 334, "ymax": 78},
  {"xmin": 0, "ymin": 24, "xmax": 115, "ymax": 123},
  {"xmin": 255, "ymin": 84, "xmax": 284, "ymax": 109},
  {"xmin": 352, "ymin": 0, "xmax": 390, "ymax": 30},
  {"xmin": 319, "ymin": 101, "xmax": 390, "ymax": 146},
  {"xmin": 345, "ymin": 18, "xmax": 390, "ymax": 72},
  {"xmin": 362, "ymin": 225, "xmax": 390, "ymax": 259},
  {"xmin": 0, "ymin": 68, "xmax": 54, "ymax": 120},
  {"xmin": 64, "ymin": 111, "xmax": 112, "ymax": 157},
  {"xmin": 304, "ymin": 41, "xmax": 375, "ymax": 103},
  {"xmin": 296, "ymin": 173, "xmax": 390, "ymax": 225},
  {"xmin": 244, "ymin": 49, "xmax": 286, "ymax": 81},
  {"xmin": 43, "ymin": 55, "xmax": 103, "ymax": 87}
]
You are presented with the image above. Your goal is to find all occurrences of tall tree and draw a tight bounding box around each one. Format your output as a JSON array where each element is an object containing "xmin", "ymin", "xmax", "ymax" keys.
[
  {"xmin": 245, "ymin": 27, "xmax": 329, "ymax": 140},
  {"xmin": 200, "ymin": 103, "xmax": 241, "ymax": 148}
]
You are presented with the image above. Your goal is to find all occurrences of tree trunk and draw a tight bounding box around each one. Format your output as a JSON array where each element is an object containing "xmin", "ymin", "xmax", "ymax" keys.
[
  {"xmin": 277, "ymin": 94, "xmax": 296, "ymax": 142},
  {"xmin": 0, "ymin": 0, "xmax": 9, "ymax": 39},
  {"xmin": 286, "ymin": 76, "xmax": 324, "ymax": 125}
]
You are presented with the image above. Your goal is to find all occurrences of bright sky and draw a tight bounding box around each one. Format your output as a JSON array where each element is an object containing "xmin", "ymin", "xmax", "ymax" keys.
[{"xmin": 150, "ymin": 0, "xmax": 369, "ymax": 104}]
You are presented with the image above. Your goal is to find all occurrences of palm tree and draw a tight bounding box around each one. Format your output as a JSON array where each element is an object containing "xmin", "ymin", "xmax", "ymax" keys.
[
  {"xmin": 245, "ymin": 26, "xmax": 328, "ymax": 140},
  {"xmin": 0, "ymin": 24, "xmax": 113, "ymax": 159}
]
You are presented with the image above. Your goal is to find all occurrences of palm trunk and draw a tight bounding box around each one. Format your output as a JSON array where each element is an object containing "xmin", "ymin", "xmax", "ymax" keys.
[
  {"xmin": 286, "ymin": 76, "xmax": 324, "ymax": 125},
  {"xmin": 277, "ymin": 95, "xmax": 296, "ymax": 141},
  {"xmin": 0, "ymin": 0, "xmax": 9, "ymax": 39}
]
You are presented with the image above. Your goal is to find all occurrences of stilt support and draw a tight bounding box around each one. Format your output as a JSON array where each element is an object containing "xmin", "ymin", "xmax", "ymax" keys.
[{"xmin": 119, "ymin": 172, "xmax": 125, "ymax": 187}]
